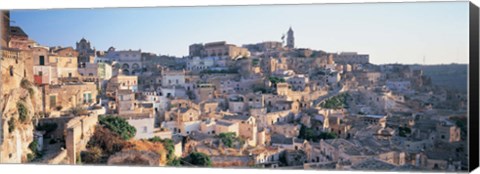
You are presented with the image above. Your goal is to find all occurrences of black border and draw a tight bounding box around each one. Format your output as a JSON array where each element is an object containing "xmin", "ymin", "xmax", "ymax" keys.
[{"xmin": 469, "ymin": 1, "xmax": 479, "ymax": 172}]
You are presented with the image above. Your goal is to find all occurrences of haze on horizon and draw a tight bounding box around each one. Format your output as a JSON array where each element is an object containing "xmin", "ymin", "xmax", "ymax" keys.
[{"xmin": 9, "ymin": 1, "xmax": 469, "ymax": 65}]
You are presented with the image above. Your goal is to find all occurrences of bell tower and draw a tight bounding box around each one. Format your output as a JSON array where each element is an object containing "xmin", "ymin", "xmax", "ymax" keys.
[{"xmin": 286, "ymin": 27, "xmax": 295, "ymax": 49}]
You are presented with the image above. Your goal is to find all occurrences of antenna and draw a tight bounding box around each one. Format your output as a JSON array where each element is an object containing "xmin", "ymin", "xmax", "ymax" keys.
[{"xmin": 423, "ymin": 56, "xmax": 426, "ymax": 64}]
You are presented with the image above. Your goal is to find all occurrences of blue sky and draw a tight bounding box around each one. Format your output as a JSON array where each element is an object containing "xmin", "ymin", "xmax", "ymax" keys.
[{"xmin": 10, "ymin": 1, "xmax": 469, "ymax": 64}]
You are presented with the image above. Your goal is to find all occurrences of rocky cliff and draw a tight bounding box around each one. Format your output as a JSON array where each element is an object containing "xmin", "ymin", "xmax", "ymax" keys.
[{"xmin": 0, "ymin": 81, "xmax": 41, "ymax": 163}]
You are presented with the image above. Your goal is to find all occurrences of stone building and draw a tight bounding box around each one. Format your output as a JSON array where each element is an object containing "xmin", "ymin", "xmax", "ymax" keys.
[
  {"xmin": 333, "ymin": 52, "xmax": 369, "ymax": 65},
  {"xmin": 44, "ymin": 82, "xmax": 98, "ymax": 113},
  {"xmin": 75, "ymin": 38, "xmax": 96, "ymax": 64},
  {"xmin": 99, "ymin": 47, "xmax": 143, "ymax": 75},
  {"xmin": 1, "ymin": 11, "xmax": 9, "ymax": 48},
  {"xmin": 161, "ymin": 69, "xmax": 186, "ymax": 87},
  {"xmin": 189, "ymin": 41, "xmax": 250, "ymax": 59},
  {"xmin": 286, "ymin": 27, "xmax": 295, "ymax": 49},
  {"xmin": 8, "ymin": 26, "xmax": 32, "ymax": 50},
  {"xmin": 435, "ymin": 121, "xmax": 461, "ymax": 143}
]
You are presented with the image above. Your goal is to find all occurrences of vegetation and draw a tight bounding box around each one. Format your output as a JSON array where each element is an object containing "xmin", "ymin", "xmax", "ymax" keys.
[
  {"xmin": 200, "ymin": 69, "xmax": 237, "ymax": 74},
  {"xmin": 36, "ymin": 122, "xmax": 58, "ymax": 133},
  {"xmin": 148, "ymin": 137, "xmax": 176, "ymax": 164},
  {"xmin": 21, "ymin": 78, "xmax": 30, "ymax": 88},
  {"xmin": 68, "ymin": 105, "xmax": 88, "ymax": 116},
  {"xmin": 87, "ymin": 126, "xmax": 127, "ymax": 156},
  {"xmin": 17, "ymin": 102, "xmax": 29, "ymax": 123},
  {"xmin": 218, "ymin": 132, "xmax": 244, "ymax": 148},
  {"xmin": 298, "ymin": 124, "xmax": 336, "ymax": 142},
  {"xmin": 167, "ymin": 157, "xmax": 182, "ymax": 166},
  {"xmin": 251, "ymin": 59, "xmax": 260, "ymax": 66},
  {"xmin": 99, "ymin": 115, "xmax": 136, "ymax": 140},
  {"xmin": 28, "ymin": 139, "xmax": 42, "ymax": 161},
  {"xmin": 81, "ymin": 146, "xmax": 103, "ymax": 164},
  {"xmin": 181, "ymin": 152, "xmax": 212, "ymax": 167},
  {"xmin": 398, "ymin": 126, "xmax": 412, "ymax": 137},
  {"xmin": 298, "ymin": 124, "xmax": 317, "ymax": 141},
  {"xmin": 319, "ymin": 132, "xmax": 337, "ymax": 140},
  {"xmin": 268, "ymin": 76, "xmax": 286, "ymax": 86},
  {"xmin": 8, "ymin": 118, "xmax": 15, "ymax": 133},
  {"xmin": 20, "ymin": 78, "xmax": 35, "ymax": 97},
  {"xmin": 450, "ymin": 116, "xmax": 467, "ymax": 138},
  {"xmin": 253, "ymin": 86, "xmax": 272, "ymax": 94},
  {"xmin": 320, "ymin": 93, "xmax": 349, "ymax": 109}
]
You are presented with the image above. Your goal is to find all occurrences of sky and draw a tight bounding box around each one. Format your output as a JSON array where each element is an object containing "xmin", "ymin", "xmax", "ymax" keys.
[{"xmin": 10, "ymin": 1, "xmax": 469, "ymax": 65}]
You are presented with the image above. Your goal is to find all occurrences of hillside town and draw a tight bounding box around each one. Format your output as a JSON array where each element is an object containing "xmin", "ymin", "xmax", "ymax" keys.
[{"xmin": 0, "ymin": 11, "xmax": 469, "ymax": 171}]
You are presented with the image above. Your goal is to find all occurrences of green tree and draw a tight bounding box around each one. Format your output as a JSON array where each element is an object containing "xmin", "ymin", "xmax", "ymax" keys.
[
  {"xmin": 182, "ymin": 152, "xmax": 212, "ymax": 167},
  {"xmin": 218, "ymin": 132, "xmax": 236, "ymax": 148},
  {"xmin": 218, "ymin": 132, "xmax": 244, "ymax": 148},
  {"xmin": 269, "ymin": 76, "xmax": 286, "ymax": 87},
  {"xmin": 319, "ymin": 132, "xmax": 337, "ymax": 140},
  {"xmin": 298, "ymin": 124, "xmax": 318, "ymax": 142},
  {"xmin": 99, "ymin": 115, "xmax": 136, "ymax": 140}
]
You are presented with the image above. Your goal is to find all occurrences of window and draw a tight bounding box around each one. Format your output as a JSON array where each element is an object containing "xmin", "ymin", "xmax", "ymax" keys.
[
  {"xmin": 49, "ymin": 95, "xmax": 57, "ymax": 108},
  {"xmin": 9, "ymin": 66, "xmax": 14, "ymax": 76},
  {"xmin": 83, "ymin": 93, "xmax": 92, "ymax": 104},
  {"xmin": 143, "ymin": 126, "xmax": 148, "ymax": 133},
  {"xmin": 39, "ymin": 55, "xmax": 45, "ymax": 65}
]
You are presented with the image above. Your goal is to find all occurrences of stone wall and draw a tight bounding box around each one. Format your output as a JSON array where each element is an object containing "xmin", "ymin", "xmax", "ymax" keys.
[
  {"xmin": 64, "ymin": 114, "xmax": 98, "ymax": 164},
  {"xmin": 46, "ymin": 149, "xmax": 67, "ymax": 164}
]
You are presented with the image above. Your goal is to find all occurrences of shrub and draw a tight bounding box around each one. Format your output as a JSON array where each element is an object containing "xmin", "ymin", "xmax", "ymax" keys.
[
  {"xmin": 167, "ymin": 157, "xmax": 181, "ymax": 166},
  {"xmin": 68, "ymin": 105, "xmax": 88, "ymax": 116},
  {"xmin": 319, "ymin": 132, "xmax": 337, "ymax": 140},
  {"xmin": 298, "ymin": 124, "xmax": 318, "ymax": 142},
  {"xmin": 148, "ymin": 137, "xmax": 175, "ymax": 162},
  {"xmin": 320, "ymin": 93, "xmax": 349, "ymax": 109},
  {"xmin": 181, "ymin": 152, "xmax": 212, "ymax": 167},
  {"xmin": 218, "ymin": 132, "xmax": 244, "ymax": 148},
  {"xmin": 20, "ymin": 78, "xmax": 32, "ymax": 89},
  {"xmin": 99, "ymin": 115, "xmax": 136, "ymax": 140},
  {"xmin": 81, "ymin": 146, "xmax": 103, "ymax": 164},
  {"xmin": 28, "ymin": 139, "xmax": 42, "ymax": 161},
  {"xmin": 398, "ymin": 127, "xmax": 411, "ymax": 137},
  {"xmin": 268, "ymin": 76, "xmax": 286, "ymax": 87},
  {"xmin": 17, "ymin": 102, "xmax": 29, "ymax": 123},
  {"xmin": 87, "ymin": 126, "xmax": 127, "ymax": 156},
  {"xmin": 8, "ymin": 118, "xmax": 15, "ymax": 133},
  {"xmin": 27, "ymin": 153, "xmax": 35, "ymax": 161}
]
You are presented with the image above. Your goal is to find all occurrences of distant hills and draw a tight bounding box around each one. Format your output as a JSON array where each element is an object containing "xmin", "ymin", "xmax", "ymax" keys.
[{"xmin": 410, "ymin": 64, "xmax": 468, "ymax": 93}]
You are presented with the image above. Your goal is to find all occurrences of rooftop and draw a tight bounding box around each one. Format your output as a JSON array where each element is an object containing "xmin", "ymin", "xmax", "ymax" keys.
[{"xmin": 271, "ymin": 134, "xmax": 294, "ymax": 145}]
